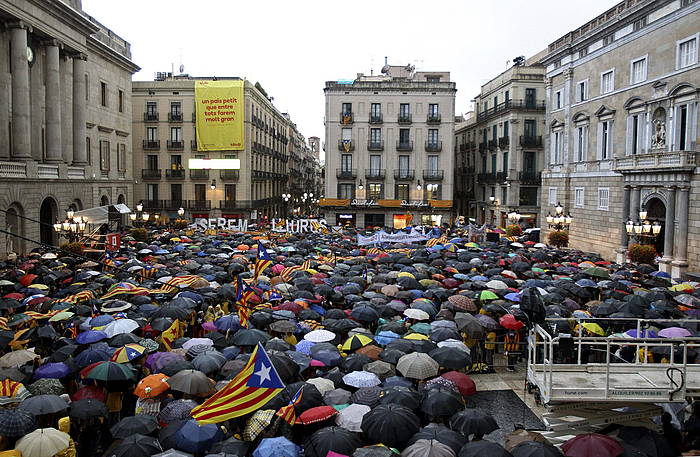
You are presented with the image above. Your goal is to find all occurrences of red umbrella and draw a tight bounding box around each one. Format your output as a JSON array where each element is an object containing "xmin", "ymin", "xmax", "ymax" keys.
[
  {"xmin": 71, "ymin": 385, "xmax": 107, "ymax": 402},
  {"xmin": 4, "ymin": 293, "xmax": 24, "ymax": 300},
  {"xmin": 561, "ymin": 433, "xmax": 624, "ymax": 457},
  {"xmin": 297, "ymin": 406, "xmax": 338, "ymax": 425},
  {"xmin": 441, "ymin": 371, "xmax": 476, "ymax": 396},
  {"xmin": 19, "ymin": 274, "xmax": 38, "ymax": 287},
  {"xmin": 500, "ymin": 314, "xmax": 525, "ymax": 330}
]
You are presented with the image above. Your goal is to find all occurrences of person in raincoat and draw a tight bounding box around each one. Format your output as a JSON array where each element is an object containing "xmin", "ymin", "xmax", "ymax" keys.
[
  {"xmin": 504, "ymin": 329, "xmax": 522, "ymax": 372},
  {"xmin": 55, "ymin": 416, "xmax": 76, "ymax": 457}
]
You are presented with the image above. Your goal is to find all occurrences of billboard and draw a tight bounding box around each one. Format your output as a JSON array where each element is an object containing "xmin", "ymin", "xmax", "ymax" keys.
[
  {"xmin": 195, "ymin": 80, "xmax": 245, "ymax": 151},
  {"xmin": 188, "ymin": 158, "xmax": 241, "ymax": 170}
]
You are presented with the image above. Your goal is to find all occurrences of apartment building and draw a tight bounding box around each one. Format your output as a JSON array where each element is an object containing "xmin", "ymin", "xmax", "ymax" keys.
[
  {"xmin": 321, "ymin": 63, "xmax": 457, "ymax": 228},
  {"xmin": 0, "ymin": 0, "xmax": 139, "ymax": 253},
  {"xmin": 540, "ymin": 0, "xmax": 700, "ymax": 277},
  {"xmin": 455, "ymin": 56, "xmax": 546, "ymax": 227}
]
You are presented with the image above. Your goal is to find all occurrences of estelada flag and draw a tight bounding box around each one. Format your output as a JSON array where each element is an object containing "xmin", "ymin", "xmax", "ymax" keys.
[
  {"xmin": 161, "ymin": 319, "xmax": 181, "ymax": 351},
  {"xmin": 253, "ymin": 241, "xmax": 273, "ymax": 281},
  {"xmin": 191, "ymin": 342, "xmax": 284, "ymax": 424},
  {"xmin": 235, "ymin": 275, "xmax": 253, "ymax": 328},
  {"xmin": 275, "ymin": 387, "xmax": 303, "ymax": 425}
]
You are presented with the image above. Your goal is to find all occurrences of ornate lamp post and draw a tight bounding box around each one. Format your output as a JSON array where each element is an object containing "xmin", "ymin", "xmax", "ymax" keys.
[
  {"xmin": 282, "ymin": 193, "xmax": 291, "ymax": 218},
  {"xmin": 53, "ymin": 208, "xmax": 88, "ymax": 243},
  {"xmin": 546, "ymin": 202, "xmax": 572, "ymax": 231},
  {"xmin": 625, "ymin": 210, "xmax": 661, "ymax": 243},
  {"xmin": 129, "ymin": 201, "xmax": 149, "ymax": 227}
]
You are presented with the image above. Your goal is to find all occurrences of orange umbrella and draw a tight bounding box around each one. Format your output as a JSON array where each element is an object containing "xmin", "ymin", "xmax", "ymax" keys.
[
  {"xmin": 134, "ymin": 374, "xmax": 170, "ymax": 399},
  {"xmin": 19, "ymin": 274, "xmax": 37, "ymax": 287}
]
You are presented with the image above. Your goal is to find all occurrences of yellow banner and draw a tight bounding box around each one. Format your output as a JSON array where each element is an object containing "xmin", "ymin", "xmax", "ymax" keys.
[
  {"xmin": 378, "ymin": 199, "xmax": 402, "ymax": 207},
  {"xmin": 429, "ymin": 200, "xmax": 453, "ymax": 208},
  {"xmin": 195, "ymin": 80, "xmax": 245, "ymax": 151},
  {"xmin": 319, "ymin": 198, "xmax": 350, "ymax": 207}
]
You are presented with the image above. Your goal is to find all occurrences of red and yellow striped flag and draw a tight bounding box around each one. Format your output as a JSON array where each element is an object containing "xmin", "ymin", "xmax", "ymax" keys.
[
  {"xmin": 161, "ymin": 319, "xmax": 181, "ymax": 351},
  {"xmin": 191, "ymin": 343, "xmax": 284, "ymax": 424},
  {"xmin": 280, "ymin": 265, "xmax": 302, "ymax": 282},
  {"xmin": 276, "ymin": 387, "xmax": 303, "ymax": 425}
]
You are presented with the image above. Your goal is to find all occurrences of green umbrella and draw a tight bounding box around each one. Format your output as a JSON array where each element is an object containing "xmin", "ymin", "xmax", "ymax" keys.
[
  {"xmin": 583, "ymin": 267, "xmax": 610, "ymax": 279},
  {"xmin": 83, "ymin": 361, "xmax": 136, "ymax": 382},
  {"xmin": 479, "ymin": 291, "xmax": 499, "ymax": 301},
  {"xmin": 410, "ymin": 323, "xmax": 432, "ymax": 335}
]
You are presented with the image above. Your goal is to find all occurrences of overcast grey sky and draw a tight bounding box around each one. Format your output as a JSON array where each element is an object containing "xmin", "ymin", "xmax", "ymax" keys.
[{"xmin": 83, "ymin": 0, "xmax": 615, "ymax": 144}]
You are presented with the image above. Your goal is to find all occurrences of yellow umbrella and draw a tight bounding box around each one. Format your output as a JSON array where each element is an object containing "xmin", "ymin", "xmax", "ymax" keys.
[
  {"xmin": 403, "ymin": 333, "xmax": 429, "ymax": 341},
  {"xmin": 398, "ymin": 272, "xmax": 415, "ymax": 279},
  {"xmin": 30, "ymin": 284, "xmax": 49, "ymax": 290},
  {"xmin": 580, "ymin": 322, "xmax": 605, "ymax": 336},
  {"xmin": 342, "ymin": 334, "xmax": 374, "ymax": 352},
  {"xmin": 669, "ymin": 283, "xmax": 693, "ymax": 292},
  {"xmin": 48, "ymin": 312, "xmax": 74, "ymax": 322}
]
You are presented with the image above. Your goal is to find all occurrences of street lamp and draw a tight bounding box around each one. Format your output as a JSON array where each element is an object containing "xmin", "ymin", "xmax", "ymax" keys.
[
  {"xmin": 546, "ymin": 202, "xmax": 572, "ymax": 231},
  {"xmin": 625, "ymin": 209, "xmax": 662, "ymax": 243},
  {"xmin": 54, "ymin": 208, "xmax": 88, "ymax": 242},
  {"xmin": 282, "ymin": 193, "xmax": 291, "ymax": 218},
  {"xmin": 130, "ymin": 201, "xmax": 149, "ymax": 227},
  {"xmin": 507, "ymin": 210, "xmax": 521, "ymax": 225},
  {"xmin": 210, "ymin": 180, "xmax": 217, "ymax": 190}
]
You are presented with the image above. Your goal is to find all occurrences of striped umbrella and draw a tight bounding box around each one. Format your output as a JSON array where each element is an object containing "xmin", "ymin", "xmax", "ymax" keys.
[
  {"xmin": 0, "ymin": 380, "xmax": 31, "ymax": 405},
  {"xmin": 0, "ymin": 408, "xmax": 36, "ymax": 437},
  {"xmin": 110, "ymin": 344, "xmax": 147, "ymax": 363}
]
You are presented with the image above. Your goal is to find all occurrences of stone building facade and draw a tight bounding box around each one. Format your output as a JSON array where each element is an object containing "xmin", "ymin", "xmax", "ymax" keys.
[
  {"xmin": 132, "ymin": 75, "xmax": 318, "ymax": 222},
  {"xmin": 540, "ymin": 0, "xmax": 699, "ymax": 277},
  {"xmin": 322, "ymin": 63, "xmax": 456, "ymax": 228},
  {"xmin": 455, "ymin": 57, "xmax": 547, "ymax": 227},
  {"xmin": 0, "ymin": 0, "xmax": 139, "ymax": 254}
]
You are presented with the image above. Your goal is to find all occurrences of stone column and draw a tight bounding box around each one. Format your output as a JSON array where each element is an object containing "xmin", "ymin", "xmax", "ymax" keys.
[
  {"xmin": 44, "ymin": 40, "xmax": 62, "ymax": 163},
  {"xmin": 616, "ymin": 185, "xmax": 631, "ymax": 264},
  {"xmin": 629, "ymin": 186, "xmax": 641, "ymax": 236},
  {"xmin": 9, "ymin": 22, "xmax": 32, "ymax": 160},
  {"xmin": 671, "ymin": 186, "xmax": 689, "ymax": 278},
  {"xmin": 659, "ymin": 186, "xmax": 676, "ymax": 273},
  {"xmin": 72, "ymin": 54, "xmax": 87, "ymax": 165}
]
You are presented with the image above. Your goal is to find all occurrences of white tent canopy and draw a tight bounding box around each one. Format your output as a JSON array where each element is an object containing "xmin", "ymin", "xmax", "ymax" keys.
[{"xmin": 73, "ymin": 204, "xmax": 131, "ymax": 224}]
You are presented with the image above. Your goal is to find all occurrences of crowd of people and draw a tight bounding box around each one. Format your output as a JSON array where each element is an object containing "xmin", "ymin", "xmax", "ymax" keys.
[{"xmin": 0, "ymin": 223, "xmax": 697, "ymax": 457}]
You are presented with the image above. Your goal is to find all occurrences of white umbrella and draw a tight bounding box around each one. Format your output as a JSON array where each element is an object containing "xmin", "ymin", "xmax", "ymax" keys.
[
  {"xmin": 16, "ymin": 428, "xmax": 70, "ymax": 457},
  {"xmin": 510, "ymin": 242, "xmax": 524, "ymax": 248},
  {"xmin": 396, "ymin": 352, "xmax": 439, "ymax": 380},
  {"xmin": 181, "ymin": 338, "xmax": 214, "ymax": 350},
  {"xmin": 534, "ymin": 243, "xmax": 547, "ymax": 248},
  {"xmin": 485, "ymin": 280, "xmax": 508, "ymax": 290},
  {"xmin": 403, "ymin": 309, "xmax": 430, "ymax": 321},
  {"xmin": 306, "ymin": 377, "xmax": 335, "ymax": 395},
  {"xmin": 304, "ymin": 329, "xmax": 336, "ymax": 343},
  {"xmin": 336, "ymin": 404, "xmax": 370, "ymax": 432},
  {"xmin": 103, "ymin": 319, "xmax": 140, "ymax": 337},
  {"xmin": 437, "ymin": 339, "xmax": 470, "ymax": 354},
  {"xmin": 342, "ymin": 371, "xmax": 381, "ymax": 388}
]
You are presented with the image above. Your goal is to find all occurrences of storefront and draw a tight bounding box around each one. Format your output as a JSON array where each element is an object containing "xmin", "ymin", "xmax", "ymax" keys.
[
  {"xmin": 392, "ymin": 214, "xmax": 411, "ymax": 229},
  {"xmin": 364, "ymin": 213, "xmax": 386, "ymax": 228},
  {"xmin": 336, "ymin": 213, "xmax": 356, "ymax": 226},
  {"xmin": 420, "ymin": 214, "xmax": 443, "ymax": 226}
]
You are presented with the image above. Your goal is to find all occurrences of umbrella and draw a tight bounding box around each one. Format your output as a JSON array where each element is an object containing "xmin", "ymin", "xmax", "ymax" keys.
[
  {"xmin": 510, "ymin": 441, "xmax": 564, "ymax": 457},
  {"xmin": 110, "ymin": 415, "xmax": 159, "ymax": 439},
  {"xmin": 429, "ymin": 347, "xmax": 471, "ymax": 370},
  {"xmin": 561, "ymin": 433, "xmax": 624, "ymax": 457},
  {"xmin": 583, "ymin": 267, "xmax": 610, "ymax": 279},
  {"xmin": 505, "ymin": 429, "xmax": 550, "ymax": 451},
  {"xmin": 304, "ymin": 329, "xmax": 336, "ymax": 343},
  {"xmin": 421, "ymin": 387, "xmax": 464, "ymax": 417},
  {"xmin": 253, "ymin": 436, "xmax": 299, "ymax": 457},
  {"xmin": 450, "ymin": 408, "xmax": 499, "ymax": 436},
  {"xmin": 109, "ymin": 434, "xmax": 162, "ymax": 457},
  {"xmin": 0, "ymin": 408, "xmax": 36, "ymax": 438},
  {"xmin": 134, "ymin": 374, "xmax": 170, "ymax": 399},
  {"xmin": 361, "ymin": 404, "xmax": 421, "ymax": 448},
  {"xmin": 397, "ymin": 352, "xmax": 439, "ymax": 380},
  {"xmin": 69, "ymin": 399, "xmax": 108, "ymax": 420},
  {"xmin": 404, "ymin": 309, "xmax": 430, "ymax": 320},
  {"xmin": 19, "ymin": 395, "xmax": 69, "ymax": 415},
  {"xmin": 342, "ymin": 334, "xmax": 374, "ymax": 352},
  {"xmin": 81, "ymin": 361, "xmax": 136, "ymax": 382},
  {"xmin": 0, "ymin": 349, "xmax": 40, "ymax": 368},
  {"xmin": 175, "ymin": 419, "xmax": 224, "ymax": 454},
  {"xmin": 617, "ymin": 426, "xmax": 676, "ymax": 457},
  {"xmin": 342, "ymin": 371, "xmax": 381, "ymax": 388},
  {"xmin": 167, "ymin": 370, "xmax": 214, "ymax": 396},
  {"xmin": 75, "ymin": 330, "xmax": 108, "ymax": 345},
  {"xmin": 297, "ymin": 406, "xmax": 339, "ymax": 425},
  {"xmin": 110, "ymin": 344, "xmax": 147, "ymax": 363},
  {"xmin": 16, "ymin": 428, "xmax": 70, "ymax": 457},
  {"xmin": 305, "ymin": 426, "xmax": 362, "ymax": 457},
  {"xmin": 33, "ymin": 362, "xmax": 71, "ymax": 380},
  {"xmin": 459, "ymin": 440, "xmax": 514, "ymax": 457},
  {"xmin": 408, "ymin": 424, "xmax": 468, "ymax": 454},
  {"xmin": 335, "ymin": 403, "xmax": 370, "ymax": 432},
  {"xmin": 192, "ymin": 351, "xmax": 227, "ymax": 374},
  {"xmin": 500, "ymin": 314, "xmax": 525, "ymax": 330},
  {"xmin": 158, "ymin": 400, "xmax": 198, "ymax": 424},
  {"xmin": 103, "ymin": 319, "xmax": 140, "ymax": 337},
  {"xmin": 658, "ymin": 327, "xmax": 692, "ymax": 338},
  {"xmin": 402, "ymin": 439, "xmax": 455, "ymax": 457}
]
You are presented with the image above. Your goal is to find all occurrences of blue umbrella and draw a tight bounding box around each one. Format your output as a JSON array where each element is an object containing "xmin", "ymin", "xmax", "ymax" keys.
[
  {"xmin": 214, "ymin": 315, "xmax": 240, "ymax": 332},
  {"xmin": 295, "ymin": 340, "xmax": 315, "ymax": 355},
  {"xmin": 253, "ymin": 437, "xmax": 299, "ymax": 457},
  {"xmin": 471, "ymin": 275, "xmax": 488, "ymax": 281},
  {"xmin": 177, "ymin": 291, "xmax": 203, "ymax": 304},
  {"xmin": 90, "ymin": 315, "xmax": 114, "ymax": 327},
  {"xmin": 650, "ymin": 271, "xmax": 671, "ymax": 278},
  {"xmin": 382, "ymin": 376, "xmax": 414, "ymax": 388},
  {"xmin": 625, "ymin": 329, "xmax": 658, "ymax": 338},
  {"xmin": 33, "ymin": 362, "xmax": 71, "ymax": 379},
  {"xmin": 504, "ymin": 293, "xmax": 521, "ymax": 302},
  {"xmin": 74, "ymin": 347, "xmax": 111, "ymax": 368},
  {"xmin": 375, "ymin": 331, "xmax": 400, "ymax": 346},
  {"xmin": 175, "ymin": 419, "xmax": 224, "ymax": 454},
  {"xmin": 575, "ymin": 279, "xmax": 598, "ymax": 288},
  {"xmin": 309, "ymin": 304, "xmax": 325, "ymax": 315},
  {"xmin": 76, "ymin": 330, "xmax": 108, "ymax": 345},
  {"xmin": 312, "ymin": 350, "xmax": 342, "ymax": 366}
]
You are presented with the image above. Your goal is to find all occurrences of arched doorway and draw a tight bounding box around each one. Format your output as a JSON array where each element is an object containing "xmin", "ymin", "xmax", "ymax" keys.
[
  {"xmin": 117, "ymin": 194, "xmax": 125, "ymax": 205},
  {"xmin": 100, "ymin": 195, "xmax": 109, "ymax": 206},
  {"xmin": 39, "ymin": 197, "xmax": 58, "ymax": 246},
  {"xmin": 644, "ymin": 197, "xmax": 666, "ymax": 255}
]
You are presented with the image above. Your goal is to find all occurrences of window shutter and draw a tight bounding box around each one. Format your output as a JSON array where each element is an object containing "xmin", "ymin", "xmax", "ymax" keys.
[
  {"xmin": 625, "ymin": 116, "xmax": 633, "ymax": 156},
  {"xmin": 597, "ymin": 122, "xmax": 603, "ymax": 160},
  {"xmin": 550, "ymin": 133, "xmax": 556, "ymax": 164}
]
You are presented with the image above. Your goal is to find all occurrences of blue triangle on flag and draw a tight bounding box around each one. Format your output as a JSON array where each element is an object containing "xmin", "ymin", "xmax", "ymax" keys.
[{"xmin": 247, "ymin": 342, "xmax": 285, "ymax": 389}]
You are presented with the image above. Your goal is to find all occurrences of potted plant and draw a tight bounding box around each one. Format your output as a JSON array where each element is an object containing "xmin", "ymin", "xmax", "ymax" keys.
[
  {"xmin": 628, "ymin": 243, "xmax": 657, "ymax": 264},
  {"xmin": 547, "ymin": 230, "xmax": 569, "ymax": 248}
]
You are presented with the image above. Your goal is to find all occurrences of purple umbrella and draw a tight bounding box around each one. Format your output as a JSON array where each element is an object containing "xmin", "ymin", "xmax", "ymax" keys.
[
  {"xmin": 146, "ymin": 352, "xmax": 185, "ymax": 372},
  {"xmin": 658, "ymin": 327, "xmax": 692, "ymax": 338},
  {"xmin": 74, "ymin": 347, "xmax": 111, "ymax": 368},
  {"xmin": 475, "ymin": 314, "xmax": 499, "ymax": 330},
  {"xmin": 76, "ymin": 330, "xmax": 108, "ymax": 345},
  {"xmin": 34, "ymin": 362, "xmax": 71, "ymax": 379},
  {"xmin": 295, "ymin": 339, "xmax": 315, "ymax": 355}
]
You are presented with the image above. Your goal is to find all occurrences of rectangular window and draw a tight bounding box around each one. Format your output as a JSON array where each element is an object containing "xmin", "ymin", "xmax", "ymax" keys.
[
  {"xmin": 519, "ymin": 187, "xmax": 538, "ymax": 206},
  {"xmin": 368, "ymin": 183, "xmax": 383, "ymax": 200},
  {"xmin": 579, "ymin": 48, "xmax": 588, "ymax": 58},
  {"xmin": 370, "ymin": 103, "xmax": 381, "ymax": 118},
  {"xmin": 628, "ymin": 114, "xmax": 643, "ymax": 155},
  {"xmin": 427, "ymin": 155, "xmax": 438, "ymax": 171},
  {"xmin": 428, "ymin": 104, "xmax": 439, "ymax": 116},
  {"xmin": 341, "ymin": 102, "xmax": 352, "ymax": 114},
  {"xmin": 598, "ymin": 188, "xmax": 609, "ymax": 210},
  {"xmin": 399, "ymin": 103, "xmax": 410, "ymax": 117},
  {"xmin": 117, "ymin": 143, "xmax": 126, "ymax": 171},
  {"xmin": 395, "ymin": 184, "xmax": 409, "ymax": 201},
  {"xmin": 524, "ymin": 119, "xmax": 536, "ymax": 139},
  {"xmin": 338, "ymin": 183, "xmax": 355, "ymax": 199},
  {"xmin": 118, "ymin": 90, "xmax": 124, "ymax": 113},
  {"xmin": 99, "ymin": 140, "xmax": 110, "ymax": 171},
  {"xmin": 555, "ymin": 90, "xmax": 562, "ymax": 109},
  {"xmin": 341, "ymin": 154, "xmax": 352, "ymax": 172},
  {"xmin": 503, "ymin": 121, "xmax": 509, "ymax": 138},
  {"xmin": 171, "ymin": 184, "xmax": 183, "ymax": 202},
  {"xmin": 504, "ymin": 90, "xmax": 510, "ymax": 102},
  {"xmin": 491, "ymin": 153, "xmax": 497, "ymax": 173},
  {"xmin": 146, "ymin": 101, "xmax": 157, "ymax": 115},
  {"xmin": 600, "ymin": 120, "xmax": 613, "ymax": 160},
  {"xmin": 574, "ymin": 187, "xmax": 585, "ymax": 208},
  {"xmin": 100, "ymin": 82, "xmax": 107, "ymax": 107},
  {"xmin": 677, "ymin": 35, "xmax": 698, "ymax": 69},
  {"xmin": 171, "ymin": 101, "xmax": 182, "ymax": 115},
  {"xmin": 146, "ymin": 154, "xmax": 158, "ymax": 169},
  {"xmin": 341, "ymin": 127, "xmax": 352, "ymax": 141},
  {"xmin": 630, "ymin": 57, "xmax": 647, "ymax": 84},
  {"xmin": 399, "ymin": 128, "xmax": 410, "ymax": 144},
  {"xmin": 633, "ymin": 17, "xmax": 647, "ymax": 31},
  {"xmin": 86, "ymin": 137, "xmax": 91, "ymax": 165},
  {"xmin": 398, "ymin": 155, "xmax": 409, "ymax": 173},
  {"xmin": 170, "ymin": 127, "xmax": 182, "ymax": 141},
  {"xmin": 525, "ymin": 88, "xmax": 536, "ymax": 108},
  {"xmin": 676, "ymin": 104, "xmax": 691, "ymax": 150},
  {"xmin": 194, "ymin": 184, "xmax": 206, "ymax": 201},
  {"xmin": 369, "ymin": 154, "xmax": 381, "ymax": 172},
  {"xmin": 523, "ymin": 151, "xmax": 536, "ymax": 172},
  {"xmin": 146, "ymin": 127, "xmax": 157, "ymax": 141},
  {"xmin": 85, "ymin": 74, "xmax": 89, "ymax": 101},
  {"xmin": 428, "ymin": 129, "xmax": 439, "ymax": 145},
  {"xmin": 551, "ymin": 131, "xmax": 562, "ymax": 164},
  {"xmin": 503, "ymin": 151, "xmax": 509, "ymax": 172},
  {"xmin": 603, "ymin": 35, "xmax": 613, "ymax": 46},
  {"xmin": 548, "ymin": 187, "xmax": 557, "ymax": 205},
  {"xmin": 576, "ymin": 125, "xmax": 588, "ymax": 162},
  {"xmin": 426, "ymin": 183, "xmax": 441, "ymax": 200},
  {"xmin": 492, "ymin": 125, "xmax": 497, "ymax": 141},
  {"xmin": 601, "ymin": 70, "xmax": 614, "ymax": 94},
  {"xmin": 577, "ymin": 80, "xmax": 588, "ymax": 102},
  {"xmin": 170, "ymin": 155, "xmax": 182, "ymax": 168},
  {"xmin": 146, "ymin": 184, "xmax": 159, "ymax": 201},
  {"xmin": 224, "ymin": 184, "xmax": 236, "ymax": 201}
]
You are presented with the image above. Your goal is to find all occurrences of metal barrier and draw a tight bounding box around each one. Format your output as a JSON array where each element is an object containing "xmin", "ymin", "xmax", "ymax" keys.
[{"xmin": 527, "ymin": 318, "xmax": 700, "ymax": 403}]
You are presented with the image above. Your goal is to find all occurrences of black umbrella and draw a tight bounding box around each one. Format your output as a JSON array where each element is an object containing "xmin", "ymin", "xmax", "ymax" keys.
[
  {"xmin": 231, "ymin": 329, "xmax": 270, "ymax": 346},
  {"xmin": 109, "ymin": 433, "xmax": 162, "ymax": 457},
  {"xmin": 110, "ymin": 415, "xmax": 158, "ymax": 439},
  {"xmin": 618, "ymin": 426, "xmax": 677, "ymax": 457},
  {"xmin": 379, "ymin": 386, "xmax": 421, "ymax": 410},
  {"xmin": 510, "ymin": 441, "xmax": 563, "ymax": 457},
  {"xmin": 361, "ymin": 404, "xmax": 420, "ymax": 448},
  {"xmin": 450, "ymin": 408, "xmax": 499, "ymax": 436},
  {"xmin": 342, "ymin": 353, "xmax": 373, "ymax": 372},
  {"xmin": 69, "ymin": 399, "xmax": 109, "ymax": 420},
  {"xmin": 407, "ymin": 424, "xmax": 468, "ymax": 454},
  {"xmin": 268, "ymin": 352, "xmax": 299, "ymax": 383},
  {"xmin": 264, "ymin": 382, "xmax": 323, "ymax": 412},
  {"xmin": 421, "ymin": 387, "xmax": 464, "ymax": 417},
  {"xmin": 350, "ymin": 305, "xmax": 379, "ymax": 323},
  {"xmin": 18, "ymin": 394, "xmax": 68, "ymax": 415},
  {"xmin": 520, "ymin": 288, "xmax": 546, "ymax": 327},
  {"xmin": 379, "ymin": 349, "xmax": 406, "ymax": 365},
  {"xmin": 158, "ymin": 419, "xmax": 186, "ymax": 450},
  {"xmin": 159, "ymin": 360, "xmax": 195, "ymax": 376},
  {"xmin": 429, "ymin": 347, "xmax": 471, "ymax": 370},
  {"xmin": 0, "ymin": 408, "xmax": 36, "ymax": 438},
  {"xmin": 305, "ymin": 426, "xmax": 363, "ymax": 457},
  {"xmin": 209, "ymin": 436, "xmax": 250, "ymax": 455},
  {"xmin": 459, "ymin": 440, "xmax": 514, "ymax": 457}
]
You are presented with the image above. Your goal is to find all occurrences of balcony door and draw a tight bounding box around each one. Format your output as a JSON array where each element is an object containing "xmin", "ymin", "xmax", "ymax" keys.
[
  {"xmin": 146, "ymin": 155, "xmax": 158, "ymax": 170},
  {"xmin": 147, "ymin": 184, "xmax": 159, "ymax": 201},
  {"xmin": 171, "ymin": 184, "xmax": 183, "ymax": 204},
  {"xmin": 194, "ymin": 184, "xmax": 206, "ymax": 202},
  {"xmin": 399, "ymin": 155, "xmax": 409, "ymax": 175},
  {"xmin": 341, "ymin": 154, "xmax": 352, "ymax": 172},
  {"xmin": 525, "ymin": 88, "xmax": 537, "ymax": 108},
  {"xmin": 523, "ymin": 151, "xmax": 536, "ymax": 172},
  {"xmin": 524, "ymin": 119, "xmax": 536, "ymax": 139},
  {"xmin": 370, "ymin": 155, "xmax": 381, "ymax": 174},
  {"xmin": 225, "ymin": 184, "xmax": 236, "ymax": 201}
]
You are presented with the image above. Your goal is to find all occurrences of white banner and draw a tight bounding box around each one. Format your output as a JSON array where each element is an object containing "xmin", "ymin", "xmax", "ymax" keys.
[{"xmin": 357, "ymin": 228, "xmax": 430, "ymax": 245}]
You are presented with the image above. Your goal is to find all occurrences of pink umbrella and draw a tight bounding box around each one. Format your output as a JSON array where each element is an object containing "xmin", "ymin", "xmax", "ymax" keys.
[
  {"xmin": 146, "ymin": 352, "xmax": 185, "ymax": 371},
  {"xmin": 201, "ymin": 322, "xmax": 218, "ymax": 332},
  {"xmin": 658, "ymin": 327, "xmax": 692, "ymax": 338},
  {"xmin": 271, "ymin": 264, "xmax": 285, "ymax": 274}
]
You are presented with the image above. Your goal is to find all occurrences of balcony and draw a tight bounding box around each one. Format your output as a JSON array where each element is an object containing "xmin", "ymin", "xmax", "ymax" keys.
[
  {"xmin": 398, "ymin": 114, "xmax": 412, "ymax": 124},
  {"xmin": 397, "ymin": 140, "xmax": 413, "ymax": 152},
  {"xmin": 476, "ymin": 99, "xmax": 546, "ymax": 122},
  {"xmin": 141, "ymin": 169, "xmax": 162, "ymax": 180},
  {"xmin": 336, "ymin": 168, "xmax": 357, "ymax": 179},
  {"xmin": 519, "ymin": 135, "xmax": 543, "ymax": 148},
  {"xmin": 427, "ymin": 114, "xmax": 442, "ymax": 124},
  {"xmin": 188, "ymin": 200, "xmax": 211, "ymax": 210},
  {"xmin": 167, "ymin": 140, "xmax": 184, "ymax": 151},
  {"xmin": 220, "ymin": 170, "xmax": 240, "ymax": 180},
  {"xmin": 393, "ymin": 169, "xmax": 415, "ymax": 180},
  {"xmin": 614, "ymin": 150, "xmax": 698, "ymax": 173},
  {"xmin": 478, "ymin": 142, "xmax": 488, "ymax": 153},
  {"xmin": 338, "ymin": 140, "xmax": 354, "ymax": 152},
  {"xmin": 477, "ymin": 172, "xmax": 508, "ymax": 183},
  {"xmin": 191, "ymin": 140, "xmax": 198, "ymax": 151},
  {"xmin": 165, "ymin": 169, "xmax": 185, "ymax": 179},
  {"xmin": 144, "ymin": 112, "xmax": 158, "ymax": 122},
  {"xmin": 518, "ymin": 171, "xmax": 542, "ymax": 184},
  {"xmin": 368, "ymin": 140, "xmax": 384, "ymax": 151},
  {"xmin": 190, "ymin": 169, "xmax": 210, "ymax": 180},
  {"xmin": 369, "ymin": 113, "xmax": 383, "ymax": 124},
  {"xmin": 163, "ymin": 200, "xmax": 186, "ymax": 210},
  {"xmin": 365, "ymin": 169, "xmax": 386, "ymax": 179},
  {"xmin": 487, "ymin": 139, "xmax": 497, "ymax": 150},
  {"xmin": 425, "ymin": 141, "xmax": 443, "ymax": 152},
  {"xmin": 143, "ymin": 140, "xmax": 160, "ymax": 151},
  {"xmin": 142, "ymin": 200, "xmax": 162, "ymax": 210},
  {"xmin": 168, "ymin": 112, "xmax": 183, "ymax": 122},
  {"xmin": 499, "ymin": 136, "xmax": 510, "ymax": 148},
  {"xmin": 340, "ymin": 112, "xmax": 354, "ymax": 124},
  {"xmin": 459, "ymin": 143, "xmax": 468, "ymax": 152},
  {"xmin": 423, "ymin": 170, "xmax": 444, "ymax": 181}
]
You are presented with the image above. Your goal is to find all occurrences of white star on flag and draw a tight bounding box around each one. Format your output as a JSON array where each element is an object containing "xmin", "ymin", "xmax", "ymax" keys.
[{"xmin": 255, "ymin": 363, "xmax": 272, "ymax": 384}]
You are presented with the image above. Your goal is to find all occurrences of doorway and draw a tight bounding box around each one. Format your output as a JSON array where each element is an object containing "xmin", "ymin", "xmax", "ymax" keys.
[
  {"xmin": 644, "ymin": 197, "xmax": 666, "ymax": 256},
  {"xmin": 39, "ymin": 197, "xmax": 58, "ymax": 246}
]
